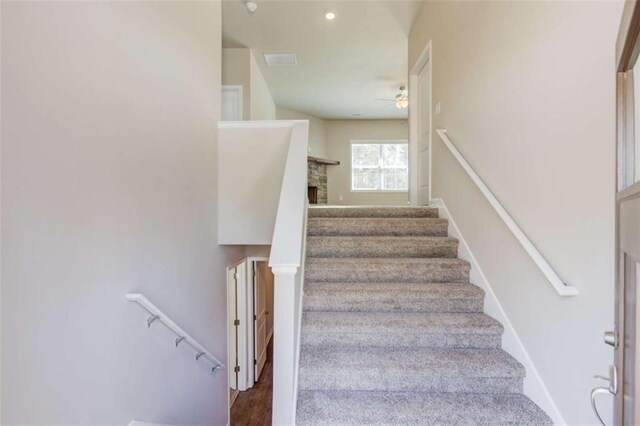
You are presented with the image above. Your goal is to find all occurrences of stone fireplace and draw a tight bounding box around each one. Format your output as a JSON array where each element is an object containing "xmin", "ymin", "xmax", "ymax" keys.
[{"xmin": 307, "ymin": 156, "xmax": 339, "ymax": 205}]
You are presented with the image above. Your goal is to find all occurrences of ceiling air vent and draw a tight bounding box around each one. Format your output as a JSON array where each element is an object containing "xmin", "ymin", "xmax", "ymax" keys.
[{"xmin": 264, "ymin": 53, "xmax": 297, "ymax": 67}]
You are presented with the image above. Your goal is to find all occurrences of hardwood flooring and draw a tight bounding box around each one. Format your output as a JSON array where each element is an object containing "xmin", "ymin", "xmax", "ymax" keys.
[{"xmin": 230, "ymin": 339, "xmax": 273, "ymax": 426}]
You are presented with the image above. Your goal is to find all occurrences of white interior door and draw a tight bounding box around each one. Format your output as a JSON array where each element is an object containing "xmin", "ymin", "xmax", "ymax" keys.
[
  {"xmin": 222, "ymin": 85, "xmax": 242, "ymax": 121},
  {"xmin": 227, "ymin": 266, "xmax": 238, "ymax": 391},
  {"xmin": 417, "ymin": 60, "xmax": 431, "ymax": 205},
  {"xmin": 227, "ymin": 260, "xmax": 249, "ymax": 391},
  {"xmin": 253, "ymin": 261, "xmax": 268, "ymax": 380}
]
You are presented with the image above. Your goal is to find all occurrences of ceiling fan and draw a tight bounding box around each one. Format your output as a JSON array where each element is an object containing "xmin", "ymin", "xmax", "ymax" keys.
[{"xmin": 375, "ymin": 86, "xmax": 408, "ymax": 109}]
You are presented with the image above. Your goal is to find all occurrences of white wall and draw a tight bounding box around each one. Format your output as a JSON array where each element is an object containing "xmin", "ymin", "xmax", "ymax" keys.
[
  {"xmin": 409, "ymin": 1, "xmax": 622, "ymax": 424},
  {"xmin": 326, "ymin": 119, "xmax": 409, "ymax": 206},
  {"xmin": 249, "ymin": 51, "xmax": 276, "ymax": 121},
  {"xmin": 218, "ymin": 124, "xmax": 291, "ymax": 245},
  {"xmin": 222, "ymin": 48, "xmax": 276, "ymax": 121},
  {"xmin": 1, "ymin": 2, "xmax": 245, "ymax": 424},
  {"xmin": 222, "ymin": 48, "xmax": 251, "ymax": 120},
  {"xmin": 276, "ymin": 107, "xmax": 328, "ymax": 158}
]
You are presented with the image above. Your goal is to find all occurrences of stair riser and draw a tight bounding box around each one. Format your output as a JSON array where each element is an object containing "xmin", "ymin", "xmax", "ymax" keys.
[
  {"xmin": 303, "ymin": 296, "xmax": 484, "ymax": 313},
  {"xmin": 307, "ymin": 239, "xmax": 458, "ymax": 258},
  {"xmin": 308, "ymin": 207, "xmax": 439, "ymax": 218},
  {"xmin": 301, "ymin": 332, "xmax": 502, "ymax": 349},
  {"xmin": 308, "ymin": 220, "xmax": 448, "ymax": 237},
  {"xmin": 305, "ymin": 267, "xmax": 469, "ymax": 283},
  {"xmin": 298, "ymin": 373, "xmax": 523, "ymax": 394}
]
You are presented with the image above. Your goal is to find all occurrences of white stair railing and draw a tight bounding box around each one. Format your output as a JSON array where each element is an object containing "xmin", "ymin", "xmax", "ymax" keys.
[
  {"xmin": 126, "ymin": 293, "xmax": 224, "ymax": 372},
  {"xmin": 269, "ymin": 120, "xmax": 309, "ymax": 425},
  {"xmin": 435, "ymin": 128, "xmax": 579, "ymax": 297}
]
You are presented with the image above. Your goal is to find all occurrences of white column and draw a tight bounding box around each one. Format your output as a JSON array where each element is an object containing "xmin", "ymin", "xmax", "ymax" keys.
[{"xmin": 271, "ymin": 267, "xmax": 297, "ymax": 426}]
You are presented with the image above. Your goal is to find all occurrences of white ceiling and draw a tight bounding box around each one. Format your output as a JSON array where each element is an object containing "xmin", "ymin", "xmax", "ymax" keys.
[{"xmin": 222, "ymin": 0, "xmax": 423, "ymax": 119}]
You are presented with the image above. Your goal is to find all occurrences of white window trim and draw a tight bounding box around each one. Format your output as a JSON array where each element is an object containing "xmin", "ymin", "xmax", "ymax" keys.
[{"xmin": 350, "ymin": 139, "xmax": 409, "ymax": 193}]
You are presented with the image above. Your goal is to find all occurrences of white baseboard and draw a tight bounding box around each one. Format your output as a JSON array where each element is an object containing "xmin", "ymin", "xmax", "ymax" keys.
[{"xmin": 430, "ymin": 198, "xmax": 565, "ymax": 425}]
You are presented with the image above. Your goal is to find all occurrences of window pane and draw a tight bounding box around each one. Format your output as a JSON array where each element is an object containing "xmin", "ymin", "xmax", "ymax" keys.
[
  {"xmin": 352, "ymin": 167, "xmax": 380, "ymax": 190},
  {"xmin": 382, "ymin": 168, "xmax": 408, "ymax": 190},
  {"xmin": 381, "ymin": 144, "xmax": 408, "ymax": 168},
  {"xmin": 352, "ymin": 144, "xmax": 380, "ymax": 167}
]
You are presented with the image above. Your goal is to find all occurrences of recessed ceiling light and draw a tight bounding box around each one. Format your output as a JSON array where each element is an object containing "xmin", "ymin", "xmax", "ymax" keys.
[
  {"xmin": 264, "ymin": 53, "xmax": 297, "ymax": 67},
  {"xmin": 325, "ymin": 10, "xmax": 337, "ymax": 20}
]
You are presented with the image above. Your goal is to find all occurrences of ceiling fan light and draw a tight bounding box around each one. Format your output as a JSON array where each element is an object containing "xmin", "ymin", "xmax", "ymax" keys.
[
  {"xmin": 394, "ymin": 85, "xmax": 408, "ymax": 109},
  {"xmin": 395, "ymin": 95, "xmax": 408, "ymax": 109}
]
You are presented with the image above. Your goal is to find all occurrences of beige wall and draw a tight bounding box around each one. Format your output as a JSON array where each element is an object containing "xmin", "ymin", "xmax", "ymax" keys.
[
  {"xmin": 218, "ymin": 125, "xmax": 290, "ymax": 245},
  {"xmin": 276, "ymin": 107, "xmax": 328, "ymax": 157},
  {"xmin": 326, "ymin": 119, "xmax": 409, "ymax": 206},
  {"xmin": 409, "ymin": 1, "xmax": 621, "ymax": 424},
  {"xmin": 222, "ymin": 48, "xmax": 251, "ymax": 119},
  {"xmin": 249, "ymin": 51, "xmax": 276, "ymax": 121},
  {"xmin": 222, "ymin": 48, "xmax": 276, "ymax": 121},
  {"xmin": 1, "ymin": 2, "xmax": 244, "ymax": 424}
]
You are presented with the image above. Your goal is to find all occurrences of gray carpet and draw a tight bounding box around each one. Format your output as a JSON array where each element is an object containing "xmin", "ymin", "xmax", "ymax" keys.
[{"xmin": 297, "ymin": 206, "xmax": 552, "ymax": 426}]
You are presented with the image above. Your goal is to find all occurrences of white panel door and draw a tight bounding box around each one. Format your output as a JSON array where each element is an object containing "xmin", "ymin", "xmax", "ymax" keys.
[
  {"xmin": 228, "ymin": 260, "xmax": 250, "ymax": 391},
  {"xmin": 222, "ymin": 85, "xmax": 242, "ymax": 121},
  {"xmin": 417, "ymin": 60, "xmax": 431, "ymax": 205},
  {"xmin": 254, "ymin": 261, "xmax": 268, "ymax": 380},
  {"xmin": 227, "ymin": 266, "xmax": 238, "ymax": 390}
]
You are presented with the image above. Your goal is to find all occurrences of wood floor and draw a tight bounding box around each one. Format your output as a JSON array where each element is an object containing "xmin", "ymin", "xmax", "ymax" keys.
[{"xmin": 230, "ymin": 339, "xmax": 273, "ymax": 426}]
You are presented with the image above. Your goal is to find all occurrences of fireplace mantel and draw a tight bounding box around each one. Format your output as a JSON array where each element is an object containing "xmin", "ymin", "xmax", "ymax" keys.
[{"xmin": 307, "ymin": 156, "xmax": 340, "ymax": 166}]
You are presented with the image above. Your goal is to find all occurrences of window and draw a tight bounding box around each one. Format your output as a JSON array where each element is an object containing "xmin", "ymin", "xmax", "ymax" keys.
[{"xmin": 351, "ymin": 141, "xmax": 408, "ymax": 191}]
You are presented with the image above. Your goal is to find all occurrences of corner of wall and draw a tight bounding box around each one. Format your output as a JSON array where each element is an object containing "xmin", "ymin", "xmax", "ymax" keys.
[
  {"xmin": 248, "ymin": 49, "xmax": 276, "ymax": 120},
  {"xmin": 430, "ymin": 197, "xmax": 565, "ymax": 425}
]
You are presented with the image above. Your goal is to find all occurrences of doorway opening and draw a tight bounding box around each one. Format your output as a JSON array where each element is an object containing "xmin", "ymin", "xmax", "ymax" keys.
[
  {"xmin": 221, "ymin": 1, "xmax": 422, "ymax": 208},
  {"xmin": 227, "ymin": 258, "xmax": 275, "ymax": 425}
]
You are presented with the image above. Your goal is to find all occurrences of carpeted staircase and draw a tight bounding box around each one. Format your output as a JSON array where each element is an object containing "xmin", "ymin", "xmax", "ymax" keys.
[{"xmin": 296, "ymin": 206, "xmax": 553, "ymax": 425}]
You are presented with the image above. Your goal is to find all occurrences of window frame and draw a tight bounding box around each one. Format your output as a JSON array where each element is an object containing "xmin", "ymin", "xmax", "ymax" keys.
[{"xmin": 350, "ymin": 139, "xmax": 409, "ymax": 193}]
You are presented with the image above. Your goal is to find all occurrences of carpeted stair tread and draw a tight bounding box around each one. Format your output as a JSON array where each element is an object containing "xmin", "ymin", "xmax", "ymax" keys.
[
  {"xmin": 305, "ymin": 257, "xmax": 470, "ymax": 283},
  {"xmin": 308, "ymin": 217, "xmax": 448, "ymax": 236},
  {"xmin": 298, "ymin": 346, "xmax": 525, "ymax": 393},
  {"xmin": 301, "ymin": 312, "xmax": 503, "ymax": 348},
  {"xmin": 307, "ymin": 236, "xmax": 459, "ymax": 258},
  {"xmin": 296, "ymin": 391, "xmax": 553, "ymax": 425},
  {"xmin": 302, "ymin": 311, "xmax": 503, "ymax": 336},
  {"xmin": 303, "ymin": 282, "xmax": 485, "ymax": 313},
  {"xmin": 297, "ymin": 205, "xmax": 552, "ymax": 423},
  {"xmin": 308, "ymin": 206, "xmax": 439, "ymax": 218}
]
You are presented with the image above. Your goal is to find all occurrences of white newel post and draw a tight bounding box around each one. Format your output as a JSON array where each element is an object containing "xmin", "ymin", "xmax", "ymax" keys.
[{"xmin": 271, "ymin": 267, "xmax": 297, "ymax": 425}]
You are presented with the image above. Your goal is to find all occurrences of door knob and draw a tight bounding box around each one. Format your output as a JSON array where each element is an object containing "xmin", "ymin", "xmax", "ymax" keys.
[{"xmin": 604, "ymin": 331, "xmax": 617, "ymax": 348}]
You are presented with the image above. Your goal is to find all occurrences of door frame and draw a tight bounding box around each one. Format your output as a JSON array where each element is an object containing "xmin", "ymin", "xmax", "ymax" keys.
[
  {"xmin": 226, "ymin": 256, "xmax": 269, "ymax": 425},
  {"xmin": 409, "ymin": 41, "xmax": 432, "ymax": 206},
  {"xmin": 226, "ymin": 259, "xmax": 249, "ymax": 394},
  {"xmin": 613, "ymin": 2, "xmax": 640, "ymax": 424},
  {"xmin": 245, "ymin": 256, "xmax": 269, "ymax": 388}
]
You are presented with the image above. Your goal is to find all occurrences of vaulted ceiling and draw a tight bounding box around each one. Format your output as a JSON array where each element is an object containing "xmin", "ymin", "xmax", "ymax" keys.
[{"xmin": 222, "ymin": 0, "xmax": 423, "ymax": 119}]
